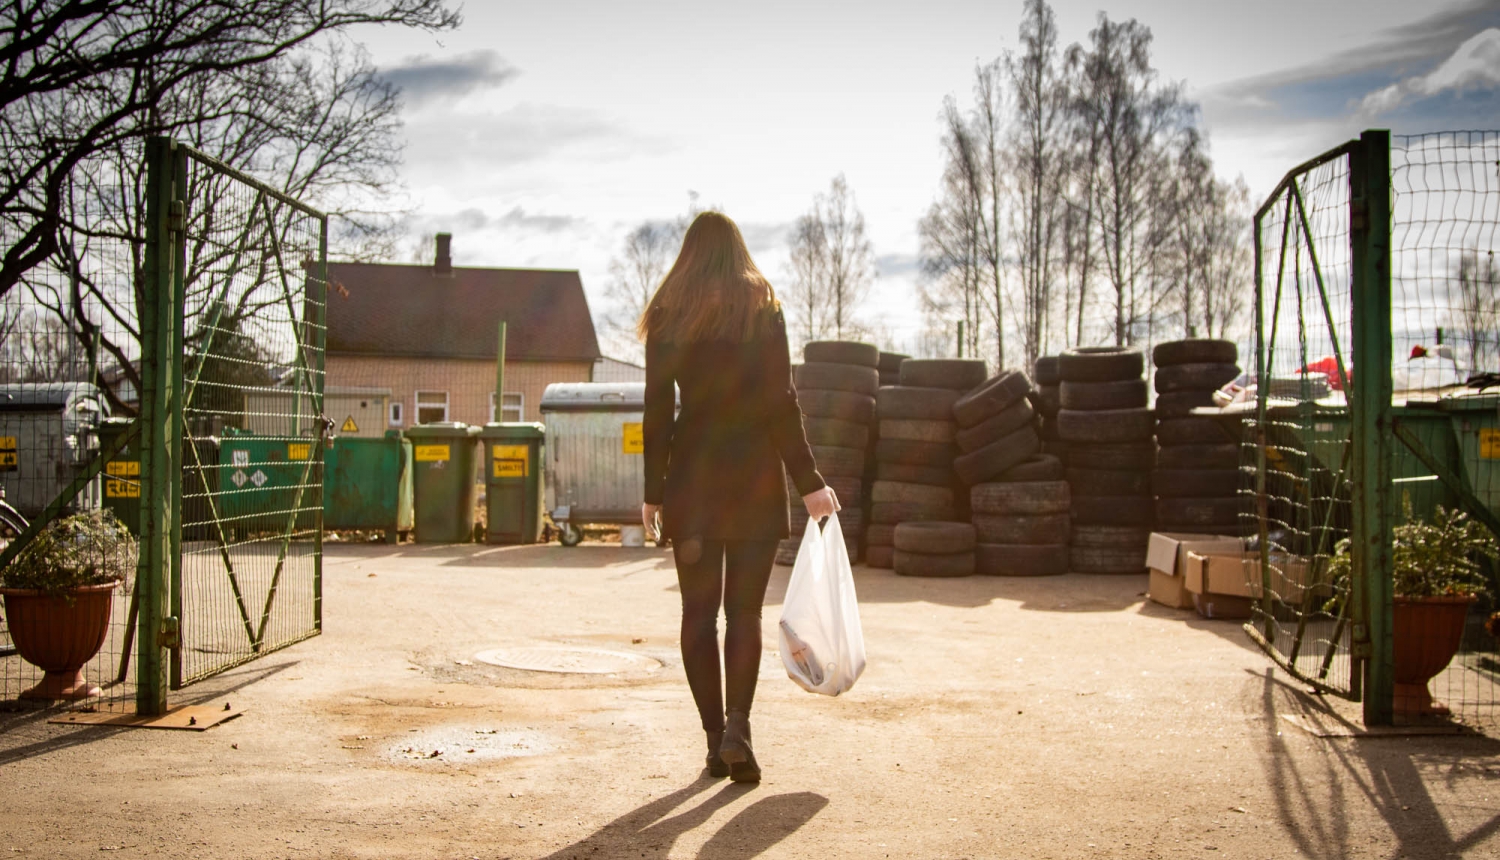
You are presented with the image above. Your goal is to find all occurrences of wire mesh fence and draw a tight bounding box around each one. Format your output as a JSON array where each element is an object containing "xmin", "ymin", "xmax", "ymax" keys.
[
  {"xmin": 0, "ymin": 158, "xmax": 145, "ymax": 713},
  {"xmin": 1386, "ymin": 131, "xmax": 1500, "ymax": 730},
  {"xmin": 174, "ymin": 147, "xmax": 325, "ymax": 687},
  {"xmin": 1244, "ymin": 144, "xmax": 1358, "ymax": 699}
]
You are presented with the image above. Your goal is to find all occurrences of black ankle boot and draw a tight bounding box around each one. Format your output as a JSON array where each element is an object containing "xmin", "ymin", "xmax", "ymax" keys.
[
  {"xmin": 718, "ymin": 710, "xmax": 760, "ymax": 783},
  {"xmin": 706, "ymin": 729, "xmax": 729, "ymax": 777}
]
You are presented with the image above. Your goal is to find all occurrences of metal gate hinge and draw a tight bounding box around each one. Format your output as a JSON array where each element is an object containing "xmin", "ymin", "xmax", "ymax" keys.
[
  {"xmin": 168, "ymin": 200, "xmax": 185, "ymax": 233},
  {"xmin": 159, "ymin": 615, "xmax": 181, "ymax": 650}
]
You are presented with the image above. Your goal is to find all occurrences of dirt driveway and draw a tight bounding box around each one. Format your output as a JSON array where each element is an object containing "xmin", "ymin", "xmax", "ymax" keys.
[{"xmin": 2, "ymin": 541, "xmax": 1498, "ymax": 859}]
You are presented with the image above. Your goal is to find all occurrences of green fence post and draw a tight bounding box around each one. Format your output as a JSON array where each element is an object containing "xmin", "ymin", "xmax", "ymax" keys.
[
  {"xmin": 137, "ymin": 137, "xmax": 182, "ymax": 716},
  {"xmin": 1351, "ymin": 128, "xmax": 1394, "ymax": 727},
  {"xmin": 168, "ymin": 143, "xmax": 187, "ymax": 691}
]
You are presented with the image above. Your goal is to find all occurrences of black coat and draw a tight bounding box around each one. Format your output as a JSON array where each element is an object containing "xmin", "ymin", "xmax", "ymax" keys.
[{"xmin": 643, "ymin": 307, "xmax": 825, "ymax": 541}]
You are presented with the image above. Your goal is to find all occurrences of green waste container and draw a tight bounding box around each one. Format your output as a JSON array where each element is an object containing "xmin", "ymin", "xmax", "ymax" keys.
[
  {"xmin": 218, "ymin": 430, "xmax": 319, "ymax": 538},
  {"xmin": 98, "ymin": 417, "xmax": 140, "ymax": 535},
  {"xmin": 479, "ymin": 422, "xmax": 545, "ymax": 544},
  {"xmin": 324, "ymin": 430, "xmax": 413, "ymax": 543},
  {"xmin": 405, "ymin": 422, "xmax": 480, "ymax": 543}
]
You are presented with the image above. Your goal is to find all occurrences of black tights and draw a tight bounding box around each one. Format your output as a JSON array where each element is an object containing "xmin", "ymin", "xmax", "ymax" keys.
[{"xmin": 673, "ymin": 538, "xmax": 778, "ymax": 733}]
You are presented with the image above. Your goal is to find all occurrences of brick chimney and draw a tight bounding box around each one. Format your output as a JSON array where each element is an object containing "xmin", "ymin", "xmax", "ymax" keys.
[{"xmin": 434, "ymin": 232, "xmax": 453, "ymax": 276}]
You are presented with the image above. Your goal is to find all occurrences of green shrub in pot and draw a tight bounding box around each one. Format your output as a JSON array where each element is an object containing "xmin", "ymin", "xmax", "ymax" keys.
[{"xmin": 1, "ymin": 510, "xmax": 136, "ymax": 597}]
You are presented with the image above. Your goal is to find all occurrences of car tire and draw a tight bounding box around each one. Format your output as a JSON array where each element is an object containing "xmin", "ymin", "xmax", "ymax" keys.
[
  {"xmin": 875, "ymin": 437, "xmax": 958, "ymax": 467},
  {"xmin": 870, "ymin": 501, "xmax": 956, "ymax": 524},
  {"xmin": 969, "ymin": 480, "xmax": 1071, "ymax": 515},
  {"xmin": 1056, "ymin": 407, "xmax": 1155, "ymax": 443},
  {"xmin": 1066, "ymin": 442, "xmax": 1156, "ymax": 471},
  {"xmin": 1151, "ymin": 468, "xmax": 1243, "ymax": 498},
  {"xmin": 1154, "ymin": 390, "xmax": 1217, "ymax": 417},
  {"xmin": 1069, "ymin": 545, "xmax": 1148, "ymax": 574},
  {"xmin": 1058, "ymin": 346, "xmax": 1144, "ymax": 382},
  {"xmin": 879, "ymin": 418, "xmax": 957, "ymax": 444},
  {"xmin": 874, "ymin": 461, "xmax": 953, "ymax": 486},
  {"xmin": 805, "ymin": 416, "xmax": 870, "ymax": 449},
  {"xmin": 1033, "ymin": 356, "xmax": 1060, "ymax": 386},
  {"xmin": 798, "ymin": 389, "xmax": 877, "ymax": 424},
  {"xmin": 954, "ymin": 425, "xmax": 1041, "ymax": 486},
  {"xmin": 1154, "ymin": 496, "xmax": 1250, "ymax": 527},
  {"xmin": 872, "ymin": 480, "xmax": 955, "ymax": 507},
  {"xmin": 866, "ymin": 524, "xmax": 896, "ymax": 546},
  {"xmin": 955, "ymin": 398, "xmax": 1036, "ymax": 453},
  {"xmin": 794, "ymin": 361, "xmax": 880, "ymax": 395},
  {"xmin": 1152, "ymin": 339, "xmax": 1237, "ymax": 367},
  {"xmin": 1059, "ymin": 378, "xmax": 1149, "ymax": 410},
  {"xmin": 1154, "ymin": 362, "xmax": 1241, "ymax": 394},
  {"xmin": 1033, "ymin": 384, "xmax": 1061, "ymax": 417},
  {"xmin": 803, "ymin": 340, "xmax": 880, "ymax": 368},
  {"xmin": 952, "ymin": 370, "xmax": 1033, "ymax": 428},
  {"xmin": 1069, "ymin": 524, "xmax": 1151, "ymax": 548},
  {"xmin": 1070, "ymin": 495, "xmax": 1154, "ymax": 526},
  {"xmin": 877, "ymin": 386, "xmax": 963, "ymax": 420},
  {"xmin": 899, "ymin": 359, "xmax": 989, "ymax": 390},
  {"xmin": 972, "ymin": 512, "xmax": 1071, "ymax": 545},
  {"xmin": 1065, "ymin": 467, "xmax": 1153, "ymax": 497},
  {"xmin": 1155, "ymin": 416, "xmax": 1237, "ymax": 445},
  {"xmin": 993, "ymin": 453, "xmax": 1065, "ymax": 482},
  {"xmin": 893, "ymin": 521, "xmax": 976, "ymax": 554},
  {"xmin": 1155, "ymin": 443, "xmax": 1240, "ymax": 470},
  {"xmin": 878, "ymin": 352, "xmax": 910, "ymax": 374},
  {"xmin": 865, "ymin": 544, "xmax": 895, "ymax": 568},
  {"xmin": 811, "ymin": 444, "xmax": 867, "ymax": 477}
]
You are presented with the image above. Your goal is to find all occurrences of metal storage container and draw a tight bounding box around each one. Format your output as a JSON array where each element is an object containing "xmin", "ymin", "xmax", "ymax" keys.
[
  {"xmin": 539, "ymin": 382, "xmax": 676, "ymax": 546},
  {"xmin": 323, "ymin": 430, "xmax": 413, "ymax": 542},
  {"xmin": 478, "ymin": 422, "xmax": 545, "ymax": 545},
  {"xmin": 404, "ymin": 422, "xmax": 480, "ymax": 543},
  {"xmin": 0, "ymin": 382, "xmax": 108, "ymax": 518}
]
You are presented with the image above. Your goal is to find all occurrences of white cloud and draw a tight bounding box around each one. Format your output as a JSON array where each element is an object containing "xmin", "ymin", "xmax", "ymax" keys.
[{"xmin": 1359, "ymin": 26, "xmax": 1500, "ymax": 115}]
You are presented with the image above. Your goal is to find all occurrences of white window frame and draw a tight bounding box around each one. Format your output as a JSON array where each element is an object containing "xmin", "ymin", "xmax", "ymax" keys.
[
  {"xmin": 489, "ymin": 391, "xmax": 524, "ymax": 423},
  {"xmin": 415, "ymin": 390, "xmax": 449, "ymax": 424},
  {"xmin": 388, "ymin": 401, "xmax": 404, "ymax": 426}
]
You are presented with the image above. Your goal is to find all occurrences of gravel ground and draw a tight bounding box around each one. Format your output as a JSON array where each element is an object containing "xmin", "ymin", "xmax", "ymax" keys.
[{"xmin": 1, "ymin": 541, "xmax": 1498, "ymax": 859}]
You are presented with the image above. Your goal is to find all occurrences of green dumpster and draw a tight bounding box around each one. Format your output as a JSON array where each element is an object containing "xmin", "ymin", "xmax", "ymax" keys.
[
  {"xmin": 218, "ymin": 430, "xmax": 319, "ymax": 538},
  {"xmin": 479, "ymin": 422, "xmax": 545, "ymax": 544},
  {"xmin": 98, "ymin": 417, "xmax": 140, "ymax": 534},
  {"xmin": 324, "ymin": 430, "xmax": 413, "ymax": 543},
  {"xmin": 405, "ymin": 422, "xmax": 480, "ymax": 543}
]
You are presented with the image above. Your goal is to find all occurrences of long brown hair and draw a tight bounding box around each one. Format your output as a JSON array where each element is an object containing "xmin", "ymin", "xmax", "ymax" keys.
[{"xmin": 637, "ymin": 211, "xmax": 778, "ymax": 342}]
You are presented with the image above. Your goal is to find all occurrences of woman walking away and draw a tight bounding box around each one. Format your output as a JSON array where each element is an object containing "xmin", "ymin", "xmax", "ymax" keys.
[{"xmin": 640, "ymin": 211, "xmax": 839, "ymax": 783}]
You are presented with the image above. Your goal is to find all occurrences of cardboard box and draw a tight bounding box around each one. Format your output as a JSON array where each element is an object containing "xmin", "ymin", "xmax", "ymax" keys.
[
  {"xmin": 1184, "ymin": 550, "xmax": 1257, "ymax": 619},
  {"xmin": 1184, "ymin": 549, "xmax": 1313, "ymax": 601},
  {"xmin": 1146, "ymin": 532, "xmax": 1244, "ymax": 610}
]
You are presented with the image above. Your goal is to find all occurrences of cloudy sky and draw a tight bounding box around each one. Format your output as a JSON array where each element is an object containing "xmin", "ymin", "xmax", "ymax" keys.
[{"xmin": 352, "ymin": 0, "xmax": 1500, "ymax": 358}]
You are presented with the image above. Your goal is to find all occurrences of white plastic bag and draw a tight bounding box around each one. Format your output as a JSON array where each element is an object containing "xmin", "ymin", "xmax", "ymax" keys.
[{"xmin": 778, "ymin": 511, "xmax": 866, "ymax": 696}]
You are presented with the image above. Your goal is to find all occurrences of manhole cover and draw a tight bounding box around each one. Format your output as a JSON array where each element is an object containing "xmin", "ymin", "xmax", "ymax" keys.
[{"xmin": 473, "ymin": 646, "xmax": 661, "ymax": 675}]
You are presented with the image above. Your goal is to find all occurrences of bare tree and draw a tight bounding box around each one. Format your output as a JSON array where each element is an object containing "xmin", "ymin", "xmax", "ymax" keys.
[
  {"xmin": 783, "ymin": 213, "xmax": 830, "ymax": 353},
  {"xmin": 815, "ymin": 175, "xmax": 874, "ymax": 341},
  {"xmin": 1006, "ymin": 0, "xmax": 1067, "ymax": 365},
  {"xmin": 0, "ymin": 0, "xmax": 458, "ymax": 302},
  {"xmin": 601, "ymin": 219, "xmax": 684, "ymax": 363},
  {"xmin": 1066, "ymin": 13, "xmax": 1187, "ymax": 345},
  {"xmin": 1455, "ymin": 248, "xmax": 1500, "ymax": 372},
  {"xmin": 1169, "ymin": 130, "xmax": 1250, "ymax": 340},
  {"xmin": 21, "ymin": 43, "xmax": 413, "ymax": 414},
  {"xmin": 919, "ymin": 128, "xmax": 985, "ymax": 360}
]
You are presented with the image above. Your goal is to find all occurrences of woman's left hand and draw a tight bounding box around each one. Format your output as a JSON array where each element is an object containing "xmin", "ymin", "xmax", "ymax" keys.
[{"xmin": 803, "ymin": 486, "xmax": 840, "ymax": 521}]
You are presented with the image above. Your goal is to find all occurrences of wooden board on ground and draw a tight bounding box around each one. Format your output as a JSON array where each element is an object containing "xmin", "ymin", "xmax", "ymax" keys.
[{"xmin": 49, "ymin": 703, "xmax": 243, "ymax": 731}]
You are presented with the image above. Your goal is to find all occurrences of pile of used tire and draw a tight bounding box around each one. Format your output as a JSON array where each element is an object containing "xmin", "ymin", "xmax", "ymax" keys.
[
  {"xmin": 892, "ymin": 521, "xmax": 976, "ymax": 578},
  {"xmin": 1151, "ymin": 339, "xmax": 1248, "ymax": 536},
  {"xmin": 968, "ymin": 469, "xmax": 1071, "ymax": 576},
  {"xmin": 1056, "ymin": 346, "xmax": 1155, "ymax": 574},
  {"xmin": 867, "ymin": 358, "xmax": 987, "ymax": 571},
  {"xmin": 860, "ymin": 352, "xmax": 911, "ymax": 559},
  {"xmin": 1032, "ymin": 356, "xmax": 1066, "ymax": 464},
  {"xmin": 776, "ymin": 341, "xmax": 879, "ymax": 566}
]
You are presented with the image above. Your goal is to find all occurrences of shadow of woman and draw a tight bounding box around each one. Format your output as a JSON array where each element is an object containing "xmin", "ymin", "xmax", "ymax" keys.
[{"xmin": 538, "ymin": 777, "xmax": 827, "ymax": 860}]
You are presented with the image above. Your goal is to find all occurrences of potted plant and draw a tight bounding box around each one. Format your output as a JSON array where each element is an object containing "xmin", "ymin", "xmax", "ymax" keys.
[
  {"xmin": 1329, "ymin": 497, "xmax": 1497, "ymax": 717},
  {"xmin": 0, "ymin": 510, "xmax": 136, "ymax": 700}
]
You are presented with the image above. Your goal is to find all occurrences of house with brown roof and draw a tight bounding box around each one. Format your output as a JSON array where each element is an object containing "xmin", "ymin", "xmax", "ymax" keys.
[{"xmin": 325, "ymin": 234, "xmax": 601, "ymax": 428}]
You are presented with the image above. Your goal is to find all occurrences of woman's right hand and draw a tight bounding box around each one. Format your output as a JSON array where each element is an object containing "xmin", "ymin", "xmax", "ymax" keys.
[{"xmin": 803, "ymin": 486, "xmax": 840, "ymax": 521}]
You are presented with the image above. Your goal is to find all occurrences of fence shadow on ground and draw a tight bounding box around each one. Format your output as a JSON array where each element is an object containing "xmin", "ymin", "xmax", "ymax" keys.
[
  {"xmin": 536, "ymin": 777, "xmax": 827, "ymax": 860},
  {"xmin": 1254, "ymin": 667, "xmax": 1500, "ymax": 858}
]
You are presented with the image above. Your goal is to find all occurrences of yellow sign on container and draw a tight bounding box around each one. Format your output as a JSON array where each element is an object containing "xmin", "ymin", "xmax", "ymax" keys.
[
  {"xmin": 1482, "ymin": 428, "xmax": 1500, "ymax": 460},
  {"xmin": 414, "ymin": 444, "xmax": 451, "ymax": 462},
  {"xmin": 106, "ymin": 460, "xmax": 140, "ymax": 477},
  {"xmin": 287, "ymin": 442, "xmax": 311, "ymax": 461},
  {"xmin": 622, "ymin": 422, "xmax": 644, "ymax": 454},
  {"xmin": 105, "ymin": 478, "xmax": 140, "ymax": 498},
  {"xmin": 492, "ymin": 444, "xmax": 528, "ymax": 478},
  {"xmin": 0, "ymin": 435, "xmax": 15, "ymax": 471}
]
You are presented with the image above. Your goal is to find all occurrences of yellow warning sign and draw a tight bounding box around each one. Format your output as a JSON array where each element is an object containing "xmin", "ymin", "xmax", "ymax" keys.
[
  {"xmin": 105, "ymin": 478, "xmax": 140, "ymax": 498},
  {"xmin": 287, "ymin": 442, "xmax": 311, "ymax": 461},
  {"xmin": 493, "ymin": 444, "xmax": 528, "ymax": 478},
  {"xmin": 622, "ymin": 422, "xmax": 644, "ymax": 454},
  {"xmin": 0, "ymin": 436, "xmax": 15, "ymax": 472},
  {"xmin": 1481, "ymin": 428, "xmax": 1500, "ymax": 459},
  {"xmin": 341, "ymin": 415, "xmax": 359, "ymax": 433},
  {"xmin": 0, "ymin": 436, "xmax": 14, "ymax": 449},
  {"xmin": 106, "ymin": 460, "xmax": 140, "ymax": 477},
  {"xmin": 414, "ymin": 444, "xmax": 450, "ymax": 462}
]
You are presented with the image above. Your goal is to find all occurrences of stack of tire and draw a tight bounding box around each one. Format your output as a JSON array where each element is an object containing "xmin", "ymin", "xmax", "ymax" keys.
[
  {"xmin": 775, "ymin": 342, "xmax": 879, "ymax": 566},
  {"xmin": 877, "ymin": 352, "xmax": 908, "ymax": 388},
  {"xmin": 1056, "ymin": 347, "xmax": 1156, "ymax": 574},
  {"xmin": 867, "ymin": 358, "xmax": 988, "ymax": 571},
  {"xmin": 1032, "ymin": 356, "xmax": 1066, "ymax": 464},
  {"xmin": 1151, "ymin": 339, "xmax": 1248, "ymax": 536},
  {"xmin": 967, "ymin": 455, "xmax": 1071, "ymax": 576},
  {"xmin": 861, "ymin": 352, "xmax": 911, "ymax": 559},
  {"xmin": 892, "ymin": 521, "xmax": 977, "ymax": 578}
]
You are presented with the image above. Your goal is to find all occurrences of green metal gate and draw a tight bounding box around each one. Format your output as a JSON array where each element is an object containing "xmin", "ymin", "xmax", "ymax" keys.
[
  {"xmin": 1248, "ymin": 130, "xmax": 1500, "ymax": 729},
  {"xmin": 155, "ymin": 139, "xmax": 327, "ymax": 694}
]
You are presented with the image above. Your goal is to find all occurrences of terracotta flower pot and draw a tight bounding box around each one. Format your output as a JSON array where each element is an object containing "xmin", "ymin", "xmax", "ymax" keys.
[
  {"xmin": 0, "ymin": 581, "xmax": 119, "ymax": 700},
  {"xmin": 1393, "ymin": 594, "xmax": 1475, "ymax": 717}
]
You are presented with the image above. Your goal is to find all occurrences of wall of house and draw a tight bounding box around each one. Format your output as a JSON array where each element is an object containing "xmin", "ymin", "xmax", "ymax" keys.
[{"xmin": 325, "ymin": 355, "xmax": 593, "ymax": 427}]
